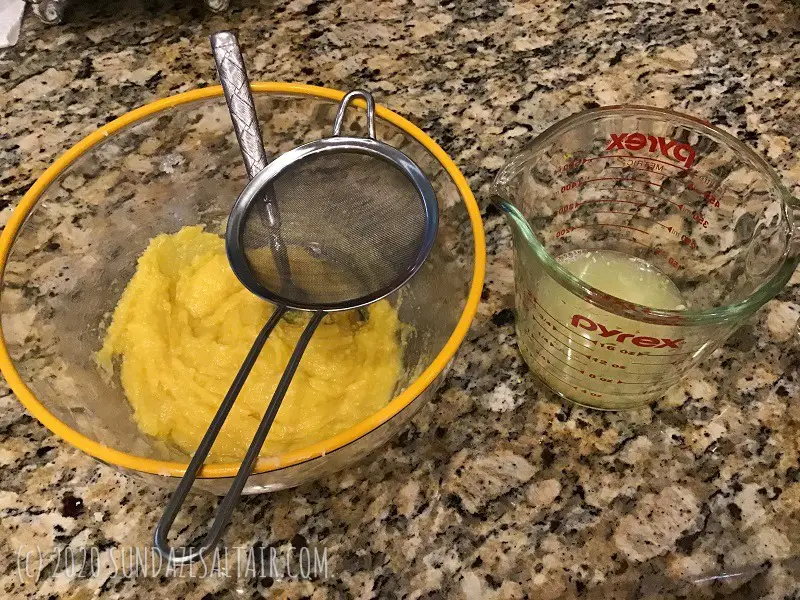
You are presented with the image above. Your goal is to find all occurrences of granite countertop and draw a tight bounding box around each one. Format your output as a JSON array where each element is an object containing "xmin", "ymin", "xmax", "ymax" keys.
[{"xmin": 2, "ymin": 0, "xmax": 800, "ymax": 598}]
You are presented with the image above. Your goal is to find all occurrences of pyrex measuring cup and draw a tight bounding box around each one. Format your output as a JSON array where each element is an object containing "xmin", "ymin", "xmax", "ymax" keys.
[{"xmin": 494, "ymin": 106, "xmax": 800, "ymax": 410}]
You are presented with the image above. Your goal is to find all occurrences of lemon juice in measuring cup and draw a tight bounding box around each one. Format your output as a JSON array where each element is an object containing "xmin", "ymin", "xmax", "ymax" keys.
[
  {"xmin": 516, "ymin": 249, "xmax": 687, "ymax": 408},
  {"xmin": 494, "ymin": 105, "xmax": 800, "ymax": 409}
]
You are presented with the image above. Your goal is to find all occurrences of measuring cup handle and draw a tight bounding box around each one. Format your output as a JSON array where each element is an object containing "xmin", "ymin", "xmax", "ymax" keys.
[
  {"xmin": 783, "ymin": 194, "xmax": 800, "ymax": 344},
  {"xmin": 154, "ymin": 306, "xmax": 325, "ymax": 564},
  {"xmin": 332, "ymin": 89, "xmax": 377, "ymax": 139},
  {"xmin": 786, "ymin": 194, "xmax": 800, "ymax": 257},
  {"xmin": 210, "ymin": 31, "xmax": 269, "ymax": 179}
]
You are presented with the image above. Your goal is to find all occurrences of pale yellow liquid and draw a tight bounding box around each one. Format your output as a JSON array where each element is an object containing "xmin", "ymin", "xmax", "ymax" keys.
[
  {"xmin": 516, "ymin": 249, "xmax": 686, "ymax": 409},
  {"xmin": 559, "ymin": 250, "xmax": 685, "ymax": 310}
]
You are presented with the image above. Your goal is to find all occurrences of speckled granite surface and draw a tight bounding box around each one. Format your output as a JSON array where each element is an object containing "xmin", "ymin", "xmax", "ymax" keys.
[{"xmin": 2, "ymin": 0, "xmax": 800, "ymax": 598}]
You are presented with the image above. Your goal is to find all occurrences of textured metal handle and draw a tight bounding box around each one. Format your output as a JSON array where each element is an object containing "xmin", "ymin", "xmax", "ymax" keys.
[
  {"xmin": 211, "ymin": 30, "xmax": 294, "ymax": 291},
  {"xmin": 211, "ymin": 31, "xmax": 269, "ymax": 179}
]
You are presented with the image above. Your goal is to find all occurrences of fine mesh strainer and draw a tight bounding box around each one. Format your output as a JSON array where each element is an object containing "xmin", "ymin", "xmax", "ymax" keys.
[
  {"xmin": 154, "ymin": 32, "xmax": 438, "ymax": 563},
  {"xmin": 230, "ymin": 108, "xmax": 437, "ymax": 309}
]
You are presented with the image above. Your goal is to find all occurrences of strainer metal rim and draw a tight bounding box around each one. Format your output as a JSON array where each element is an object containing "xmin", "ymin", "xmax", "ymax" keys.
[{"xmin": 225, "ymin": 135, "xmax": 439, "ymax": 311}]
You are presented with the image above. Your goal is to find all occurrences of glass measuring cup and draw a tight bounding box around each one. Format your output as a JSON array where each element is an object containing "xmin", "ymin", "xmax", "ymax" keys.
[{"xmin": 494, "ymin": 106, "xmax": 800, "ymax": 410}]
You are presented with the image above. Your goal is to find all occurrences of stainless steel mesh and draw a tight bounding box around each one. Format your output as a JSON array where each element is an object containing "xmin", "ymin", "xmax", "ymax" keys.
[{"xmin": 240, "ymin": 150, "xmax": 430, "ymax": 307}]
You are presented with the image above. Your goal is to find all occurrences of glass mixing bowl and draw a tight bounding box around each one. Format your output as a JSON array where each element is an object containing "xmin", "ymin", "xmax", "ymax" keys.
[{"xmin": 0, "ymin": 83, "xmax": 485, "ymax": 494}]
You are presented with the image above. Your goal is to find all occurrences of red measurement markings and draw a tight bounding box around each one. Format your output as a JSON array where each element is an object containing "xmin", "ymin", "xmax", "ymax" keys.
[
  {"xmin": 532, "ymin": 332, "xmax": 592, "ymax": 363},
  {"xmin": 559, "ymin": 177, "xmax": 722, "ymax": 218},
  {"xmin": 528, "ymin": 335, "xmax": 587, "ymax": 372},
  {"xmin": 556, "ymin": 223, "xmax": 650, "ymax": 238},
  {"xmin": 556, "ymin": 154, "xmax": 689, "ymax": 173},
  {"xmin": 608, "ymin": 188, "xmax": 709, "ymax": 229},
  {"xmin": 531, "ymin": 299, "xmax": 595, "ymax": 351},
  {"xmin": 530, "ymin": 325, "xmax": 632, "ymax": 371},
  {"xmin": 592, "ymin": 210, "xmax": 675, "ymax": 232},
  {"xmin": 557, "ymin": 199, "xmax": 649, "ymax": 214},
  {"xmin": 686, "ymin": 181, "xmax": 722, "ymax": 208},
  {"xmin": 556, "ymin": 154, "xmax": 724, "ymax": 208},
  {"xmin": 552, "ymin": 225, "xmax": 688, "ymax": 268},
  {"xmin": 629, "ymin": 348, "xmax": 697, "ymax": 360},
  {"xmin": 530, "ymin": 310, "xmax": 590, "ymax": 349},
  {"xmin": 560, "ymin": 177, "xmax": 666, "ymax": 194},
  {"xmin": 529, "ymin": 352, "xmax": 669, "ymax": 394},
  {"xmin": 563, "ymin": 190, "xmax": 703, "ymax": 248},
  {"xmin": 615, "ymin": 376, "xmax": 683, "ymax": 386},
  {"xmin": 612, "ymin": 237, "xmax": 652, "ymax": 251},
  {"xmin": 599, "ymin": 186, "xmax": 686, "ymax": 212},
  {"xmin": 529, "ymin": 322, "xmax": 688, "ymax": 383},
  {"xmin": 532, "ymin": 313, "xmax": 596, "ymax": 352},
  {"xmin": 630, "ymin": 357, "xmax": 685, "ymax": 366},
  {"xmin": 606, "ymin": 164, "xmax": 669, "ymax": 176},
  {"xmin": 530, "ymin": 297, "xmax": 691, "ymax": 367},
  {"xmin": 528, "ymin": 354, "xmax": 606, "ymax": 397},
  {"xmin": 531, "ymin": 338, "xmax": 674, "ymax": 384},
  {"xmin": 565, "ymin": 205, "xmax": 702, "ymax": 248},
  {"xmin": 533, "ymin": 296, "xmax": 599, "ymax": 342}
]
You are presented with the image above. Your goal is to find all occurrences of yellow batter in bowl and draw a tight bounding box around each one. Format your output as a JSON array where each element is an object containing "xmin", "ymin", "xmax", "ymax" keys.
[{"xmin": 97, "ymin": 225, "xmax": 401, "ymax": 463}]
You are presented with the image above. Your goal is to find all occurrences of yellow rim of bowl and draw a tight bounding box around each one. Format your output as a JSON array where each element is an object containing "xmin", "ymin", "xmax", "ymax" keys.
[{"xmin": 0, "ymin": 82, "xmax": 486, "ymax": 478}]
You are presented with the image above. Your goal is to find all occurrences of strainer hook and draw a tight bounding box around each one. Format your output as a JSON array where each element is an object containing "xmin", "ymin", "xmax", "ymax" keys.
[{"xmin": 332, "ymin": 89, "xmax": 376, "ymax": 139}]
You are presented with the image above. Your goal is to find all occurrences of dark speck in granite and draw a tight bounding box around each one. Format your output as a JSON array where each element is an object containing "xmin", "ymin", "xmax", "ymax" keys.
[
  {"xmin": 2, "ymin": 0, "xmax": 800, "ymax": 598},
  {"xmin": 60, "ymin": 493, "xmax": 84, "ymax": 518}
]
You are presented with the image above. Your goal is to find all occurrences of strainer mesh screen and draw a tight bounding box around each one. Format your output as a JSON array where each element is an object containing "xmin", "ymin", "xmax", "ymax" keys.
[{"xmin": 241, "ymin": 151, "xmax": 428, "ymax": 306}]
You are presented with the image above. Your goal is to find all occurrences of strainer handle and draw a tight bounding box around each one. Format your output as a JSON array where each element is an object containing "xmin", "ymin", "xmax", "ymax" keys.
[
  {"xmin": 210, "ymin": 31, "xmax": 269, "ymax": 179},
  {"xmin": 154, "ymin": 308, "xmax": 324, "ymax": 564},
  {"xmin": 211, "ymin": 30, "xmax": 294, "ymax": 292},
  {"xmin": 333, "ymin": 89, "xmax": 377, "ymax": 140}
]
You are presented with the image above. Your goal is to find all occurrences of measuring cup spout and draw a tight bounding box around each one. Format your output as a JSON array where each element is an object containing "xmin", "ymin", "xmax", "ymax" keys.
[
  {"xmin": 491, "ymin": 190, "xmax": 538, "ymax": 251},
  {"xmin": 491, "ymin": 193, "xmax": 525, "ymax": 238}
]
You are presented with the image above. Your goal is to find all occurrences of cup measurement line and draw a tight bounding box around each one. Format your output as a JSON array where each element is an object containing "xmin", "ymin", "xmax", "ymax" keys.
[
  {"xmin": 558, "ymin": 223, "xmax": 651, "ymax": 237},
  {"xmin": 527, "ymin": 334, "xmax": 588, "ymax": 372},
  {"xmin": 531, "ymin": 310, "xmax": 596, "ymax": 352},
  {"xmin": 564, "ymin": 154, "xmax": 689, "ymax": 171},
  {"xmin": 533, "ymin": 310, "xmax": 690, "ymax": 364},
  {"xmin": 529, "ymin": 353, "xmax": 673, "ymax": 394},
  {"xmin": 617, "ymin": 237, "xmax": 653, "ymax": 249},
  {"xmin": 575, "ymin": 179, "xmax": 723, "ymax": 213},
  {"xmin": 532, "ymin": 297, "xmax": 597, "ymax": 345},
  {"xmin": 529, "ymin": 328, "xmax": 681, "ymax": 374},
  {"xmin": 630, "ymin": 349, "xmax": 697, "ymax": 359},
  {"xmin": 558, "ymin": 199, "xmax": 650, "ymax": 212},
  {"xmin": 570, "ymin": 193, "xmax": 703, "ymax": 251},
  {"xmin": 554, "ymin": 223, "xmax": 694, "ymax": 269},
  {"xmin": 531, "ymin": 297, "xmax": 692, "ymax": 359},
  {"xmin": 556, "ymin": 205, "xmax": 703, "ymax": 254},
  {"xmin": 530, "ymin": 334, "xmax": 598, "ymax": 367},
  {"xmin": 528, "ymin": 354, "xmax": 610, "ymax": 397},
  {"xmin": 530, "ymin": 326, "xmax": 629, "ymax": 367},
  {"xmin": 592, "ymin": 210, "xmax": 674, "ymax": 231},
  {"xmin": 595, "ymin": 186, "xmax": 686, "ymax": 211},
  {"xmin": 557, "ymin": 156, "xmax": 725, "ymax": 209},
  {"xmin": 561, "ymin": 176, "xmax": 666, "ymax": 191},
  {"xmin": 630, "ymin": 358, "xmax": 685, "ymax": 365},
  {"xmin": 606, "ymin": 165, "xmax": 673, "ymax": 176}
]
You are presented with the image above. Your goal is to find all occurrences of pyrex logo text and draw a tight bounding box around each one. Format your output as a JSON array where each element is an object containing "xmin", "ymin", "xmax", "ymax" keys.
[
  {"xmin": 606, "ymin": 133, "xmax": 696, "ymax": 169},
  {"xmin": 571, "ymin": 315, "xmax": 684, "ymax": 349}
]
